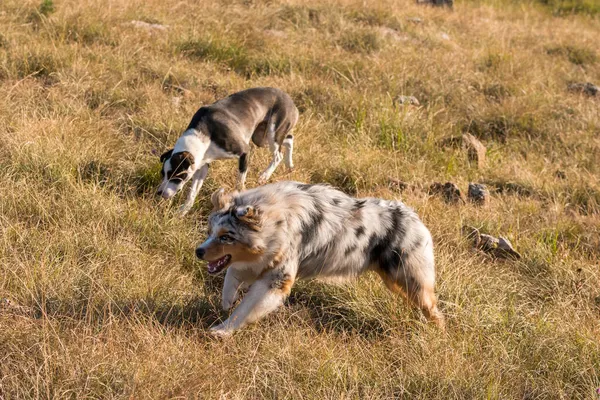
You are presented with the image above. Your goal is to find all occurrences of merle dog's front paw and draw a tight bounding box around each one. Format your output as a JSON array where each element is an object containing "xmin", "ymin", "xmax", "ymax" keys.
[
  {"xmin": 222, "ymin": 298, "xmax": 235, "ymax": 311},
  {"xmin": 210, "ymin": 325, "xmax": 233, "ymax": 338},
  {"xmin": 178, "ymin": 204, "xmax": 192, "ymax": 215}
]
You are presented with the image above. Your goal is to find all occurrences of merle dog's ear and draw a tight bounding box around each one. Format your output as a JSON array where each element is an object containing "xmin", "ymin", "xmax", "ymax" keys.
[
  {"xmin": 234, "ymin": 205, "xmax": 262, "ymax": 231},
  {"xmin": 160, "ymin": 149, "xmax": 173, "ymax": 163},
  {"xmin": 211, "ymin": 188, "xmax": 232, "ymax": 211},
  {"xmin": 235, "ymin": 205, "xmax": 255, "ymax": 219}
]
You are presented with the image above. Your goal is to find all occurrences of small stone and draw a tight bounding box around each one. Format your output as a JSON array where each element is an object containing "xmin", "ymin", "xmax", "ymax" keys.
[
  {"xmin": 462, "ymin": 226, "xmax": 521, "ymax": 259},
  {"xmin": 462, "ymin": 133, "xmax": 486, "ymax": 169},
  {"xmin": 407, "ymin": 17, "xmax": 423, "ymax": 23},
  {"xmin": 0, "ymin": 298, "xmax": 33, "ymax": 315},
  {"xmin": 468, "ymin": 183, "xmax": 490, "ymax": 205},
  {"xmin": 429, "ymin": 182, "xmax": 465, "ymax": 204},
  {"xmin": 440, "ymin": 33, "xmax": 450, "ymax": 41},
  {"xmin": 388, "ymin": 177, "xmax": 408, "ymax": 192},
  {"xmin": 416, "ymin": 0, "xmax": 453, "ymax": 8},
  {"xmin": 127, "ymin": 20, "xmax": 169, "ymax": 31},
  {"xmin": 478, "ymin": 233, "xmax": 499, "ymax": 252},
  {"xmin": 554, "ymin": 170, "xmax": 566, "ymax": 179},
  {"xmin": 568, "ymin": 82, "xmax": 598, "ymax": 97},
  {"xmin": 496, "ymin": 237, "xmax": 521, "ymax": 259},
  {"xmin": 264, "ymin": 29, "xmax": 287, "ymax": 38},
  {"xmin": 378, "ymin": 27, "xmax": 409, "ymax": 42},
  {"xmin": 394, "ymin": 95, "xmax": 420, "ymax": 106}
]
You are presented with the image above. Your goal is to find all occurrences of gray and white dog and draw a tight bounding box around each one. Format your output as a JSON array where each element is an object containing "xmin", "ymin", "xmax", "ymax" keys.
[
  {"xmin": 157, "ymin": 87, "xmax": 299, "ymax": 214},
  {"xmin": 195, "ymin": 181, "xmax": 445, "ymax": 337}
]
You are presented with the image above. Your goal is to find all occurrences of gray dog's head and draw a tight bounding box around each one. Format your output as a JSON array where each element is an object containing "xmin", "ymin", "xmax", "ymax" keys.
[{"xmin": 156, "ymin": 149, "xmax": 195, "ymax": 199}]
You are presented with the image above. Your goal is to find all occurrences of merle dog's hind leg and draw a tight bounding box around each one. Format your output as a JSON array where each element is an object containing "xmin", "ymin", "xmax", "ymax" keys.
[{"xmin": 376, "ymin": 250, "xmax": 445, "ymax": 329}]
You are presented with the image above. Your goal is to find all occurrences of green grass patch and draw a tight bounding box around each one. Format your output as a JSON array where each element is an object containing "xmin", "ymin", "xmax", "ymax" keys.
[
  {"xmin": 546, "ymin": 45, "xmax": 597, "ymax": 66},
  {"xmin": 537, "ymin": 0, "xmax": 600, "ymax": 15},
  {"xmin": 338, "ymin": 29, "xmax": 382, "ymax": 54},
  {"xmin": 176, "ymin": 37, "xmax": 299, "ymax": 78}
]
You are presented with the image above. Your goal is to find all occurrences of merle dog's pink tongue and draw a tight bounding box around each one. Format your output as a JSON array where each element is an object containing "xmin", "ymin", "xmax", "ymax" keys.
[
  {"xmin": 207, "ymin": 255, "xmax": 230, "ymax": 274},
  {"xmin": 207, "ymin": 262, "xmax": 219, "ymax": 273}
]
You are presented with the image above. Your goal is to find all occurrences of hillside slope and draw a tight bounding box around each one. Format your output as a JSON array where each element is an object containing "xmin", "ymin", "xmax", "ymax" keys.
[{"xmin": 0, "ymin": 0, "xmax": 599, "ymax": 398}]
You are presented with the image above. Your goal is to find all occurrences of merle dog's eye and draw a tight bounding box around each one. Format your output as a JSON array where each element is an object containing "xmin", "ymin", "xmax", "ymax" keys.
[{"xmin": 219, "ymin": 235, "xmax": 233, "ymax": 243}]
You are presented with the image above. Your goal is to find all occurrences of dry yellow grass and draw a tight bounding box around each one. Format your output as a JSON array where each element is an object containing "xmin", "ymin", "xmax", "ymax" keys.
[{"xmin": 1, "ymin": 0, "xmax": 599, "ymax": 398}]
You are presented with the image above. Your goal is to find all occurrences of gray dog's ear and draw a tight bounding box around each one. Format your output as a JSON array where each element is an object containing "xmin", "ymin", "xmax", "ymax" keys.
[
  {"xmin": 211, "ymin": 188, "xmax": 232, "ymax": 211},
  {"xmin": 160, "ymin": 149, "xmax": 173, "ymax": 163}
]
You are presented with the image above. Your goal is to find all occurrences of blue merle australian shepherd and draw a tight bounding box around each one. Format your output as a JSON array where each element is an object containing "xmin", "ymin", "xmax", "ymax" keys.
[{"xmin": 195, "ymin": 181, "xmax": 445, "ymax": 336}]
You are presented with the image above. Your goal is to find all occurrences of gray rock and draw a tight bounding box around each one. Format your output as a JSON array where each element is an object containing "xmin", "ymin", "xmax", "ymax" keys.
[
  {"xmin": 462, "ymin": 226, "xmax": 521, "ymax": 259},
  {"xmin": 416, "ymin": 0, "xmax": 453, "ymax": 8},
  {"xmin": 468, "ymin": 183, "xmax": 490, "ymax": 205},
  {"xmin": 429, "ymin": 182, "xmax": 465, "ymax": 204},
  {"xmin": 388, "ymin": 177, "xmax": 408, "ymax": 192},
  {"xmin": 568, "ymin": 82, "xmax": 598, "ymax": 97},
  {"xmin": 127, "ymin": 20, "xmax": 169, "ymax": 31},
  {"xmin": 394, "ymin": 95, "xmax": 420, "ymax": 106}
]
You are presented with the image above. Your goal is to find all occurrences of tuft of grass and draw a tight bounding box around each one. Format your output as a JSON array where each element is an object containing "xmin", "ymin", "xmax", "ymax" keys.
[
  {"xmin": 310, "ymin": 167, "xmax": 361, "ymax": 195},
  {"xmin": 465, "ymin": 113, "xmax": 545, "ymax": 142},
  {"xmin": 346, "ymin": 8, "xmax": 402, "ymax": 30},
  {"xmin": 26, "ymin": 0, "xmax": 55, "ymax": 24},
  {"xmin": 537, "ymin": 0, "xmax": 600, "ymax": 15},
  {"xmin": 546, "ymin": 44, "xmax": 597, "ymax": 66},
  {"xmin": 177, "ymin": 38, "xmax": 296, "ymax": 77},
  {"xmin": 56, "ymin": 18, "xmax": 116, "ymax": 46},
  {"xmin": 0, "ymin": 33, "xmax": 8, "ymax": 49},
  {"xmin": 477, "ymin": 52, "xmax": 511, "ymax": 72},
  {"xmin": 39, "ymin": 0, "xmax": 55, "ymax": 16},
  {"xmin": 565, "ymin": 185, "xmax": 600, "ymax": 215},
  {"xmin": 338, "ymin": 29, "xmax": 382, "ymax": 54},
  {"xmin": 275, "ymin": 5, "xmax": 322, "ymax": 28},
  {"xmin": 10, "ymin": 50, "xmax": 63, "ymax": 82}
]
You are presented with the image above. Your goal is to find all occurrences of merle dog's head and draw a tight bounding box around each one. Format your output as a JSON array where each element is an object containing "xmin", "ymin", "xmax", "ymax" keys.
[
  {"xmin": 156, "ymin": 149, "xmax": 195, "ymax": 199},
  {"xmin": 195, "ymin": 188, "xmax": 266, "ymax": 274}
]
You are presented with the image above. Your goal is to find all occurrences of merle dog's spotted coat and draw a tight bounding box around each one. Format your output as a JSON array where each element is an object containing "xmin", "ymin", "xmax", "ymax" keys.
[{"xmin": 196, "ymin": 181, "xmax": 444, "ymax": 336}]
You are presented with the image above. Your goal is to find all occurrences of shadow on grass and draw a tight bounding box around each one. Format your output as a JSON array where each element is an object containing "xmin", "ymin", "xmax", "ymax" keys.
[
  {"xmin": 30, "ymin": 294, "xmax": 223, "ymax": 330},
  {"xmin": 288, "ymin": 284, "xmax": 388, "ymax": 339}
]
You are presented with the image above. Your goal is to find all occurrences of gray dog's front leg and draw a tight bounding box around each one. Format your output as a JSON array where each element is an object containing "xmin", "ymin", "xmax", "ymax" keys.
[{"xmin": 179, "ymin": 164, "xmax": 209, "ymax": 215}]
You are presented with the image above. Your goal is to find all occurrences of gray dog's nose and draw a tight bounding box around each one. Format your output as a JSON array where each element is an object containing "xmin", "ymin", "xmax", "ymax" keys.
[{"xmin": 195, "ymin": 247, "xmax": 205, "ymax": 259}]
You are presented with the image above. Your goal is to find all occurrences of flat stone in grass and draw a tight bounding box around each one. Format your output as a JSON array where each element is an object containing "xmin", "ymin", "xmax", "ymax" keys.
[
  {"xmin": 568, "ymin": 82, "xmax": 598, "ymax": 97},
  {"xmin": 127, "ymin": 20, "xmax": 169, "ymax": 32},
  {"xmin": 394, "ymin": 95, "xmax": 420, "ymax": 106},
  {"xmin": 416, "ymin": 0, "xmax": 453, "ymax": 8},
  {"xmin": 468, "ymin": 183, "xmax": 490, "ymax": 205},
  {"xmin": 462, "ymin": 226, "xmax": 521, "ymax": 259},
  {"xmin": 0, "ymin": 298, "xmax": 34, "ymax": 316},
  {"xmin": 388, "ymin": 177, "xmax": 408, "ymax": 192}
]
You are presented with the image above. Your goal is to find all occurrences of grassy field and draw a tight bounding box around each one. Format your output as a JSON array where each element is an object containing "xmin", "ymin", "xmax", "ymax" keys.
[{"xmin": 1, "ymin": 0, "xmax": 599, "ymax": 398}]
